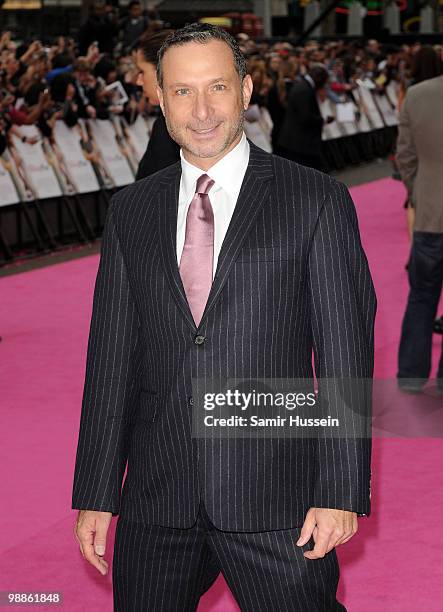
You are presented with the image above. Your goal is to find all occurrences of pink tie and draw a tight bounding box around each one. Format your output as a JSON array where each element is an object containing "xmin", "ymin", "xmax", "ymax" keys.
[{"xmin": 179, "ymin": 173, "xmax": 215, "ymax": 327}]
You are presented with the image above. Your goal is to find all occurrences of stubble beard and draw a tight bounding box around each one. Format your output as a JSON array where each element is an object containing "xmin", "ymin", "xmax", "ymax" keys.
[{"xmin": 164, "ymin": 105, "xmax": 245, "ymax": 160}]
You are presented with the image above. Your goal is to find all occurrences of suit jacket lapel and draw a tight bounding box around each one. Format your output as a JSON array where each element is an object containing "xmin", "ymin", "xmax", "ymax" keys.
[
  {"xmin": 157, "ymin": 161, "xmax": 197, "ymax": 330},
  {"xmin": 199, "ymin": 142, "xmax": 273, "ymax": 328},
  {"xmin": 157, "ymin": 140, "xmax": 274, "ymax": 332}
]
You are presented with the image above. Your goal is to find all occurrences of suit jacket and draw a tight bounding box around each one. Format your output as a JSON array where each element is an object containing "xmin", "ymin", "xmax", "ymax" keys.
[
  {"xmin": 71, "ymin": 140, "xmax": 376, "ymax": 531},
  {"xmin": 135, "ymin": 114, "xmax": 180, "ymax": 180},
  {"xmin": 277, "ymin": 76, "xmax": 324, "ymax": 157},
  {"xmin": 396, "ymin": 75, "xmax": 443, "ymax": 233}
]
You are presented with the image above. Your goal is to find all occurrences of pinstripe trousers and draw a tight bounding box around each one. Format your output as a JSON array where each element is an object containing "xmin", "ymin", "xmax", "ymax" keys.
[{"xmin": 112, "ymin": 501, "xmax": 346, "ymax": 612}]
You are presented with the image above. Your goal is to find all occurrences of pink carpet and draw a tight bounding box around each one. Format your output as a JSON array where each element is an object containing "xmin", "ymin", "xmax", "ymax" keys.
[{"xmin": 1, "ymin": 177, "xmax": 442, "ymax": 610}]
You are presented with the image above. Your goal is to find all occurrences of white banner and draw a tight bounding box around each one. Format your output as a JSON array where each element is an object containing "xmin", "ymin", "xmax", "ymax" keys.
[
  {"xmin": 0, "ymin": 158, "xmax": 20, "ymax": 206},
  {"xmin": 319, "ymin": 98, "xmax": 343, "ymax": 140},
  {"xmin": 374, "ymin": 93, "xmax": 399, "ymax": 127},
  {"xmin": 10, "ymin": 126, "xmax": 62, "ymax": 199},
  {"xmin": 124, "ymin": 115, "xmax": 152, "ymax": 163},
  {"xmin": 336, "ymin": 101, "xmax": 358, "ymax": 136},
  {"xmin": 53, "ymin": 121, "xmax": 100, "ymax": 194},
  {"xmin": 353, "ymin": 86, "xmax": 384, "ymax": 130},
  {"xmin": 88, "ymin": 119, "xmax": 134, "ymax": 187}
]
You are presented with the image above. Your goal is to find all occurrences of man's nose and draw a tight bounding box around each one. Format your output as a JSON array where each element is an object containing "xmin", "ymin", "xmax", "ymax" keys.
[
  {"xmin": 136, "ymin": 74, "xmax": 143, "ymax": 87},
  {"xmin": 192, "ymin": 93, "xmax": 211, "ymax": 122}
]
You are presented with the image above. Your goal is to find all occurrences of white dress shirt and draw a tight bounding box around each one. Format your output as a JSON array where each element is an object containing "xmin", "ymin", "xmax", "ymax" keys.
[{"xmin": 177, "ymin": 131, "xmax": 250, "ymax": 279}]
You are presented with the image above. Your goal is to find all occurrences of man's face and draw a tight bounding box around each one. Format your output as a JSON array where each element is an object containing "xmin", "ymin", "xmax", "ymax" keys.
[
  {"xmin": 157, "ymin": 39, "xmax": 253, "ymax": 168},
  {"xmin": 269, "ymin": 55, "xmax": 281, "ymax": 72},
  {"xmin": 130, "ymin": 3, "xmax": 142, "ymax": 18},
  {"xmin": 93, "ymin": 4, "xmax": 105, "ymax": 17},
  {"xmin": 135, "ymin": 50, "xmax": 159, "ymax": 104},
  {"xmin": 332, "ymin": 61, "xmax": 343, "ymax": 76},
  {"xmin": 76, "ymin": 69, "xmax": 93, "ymax": 85},
  {"xmin": 312, "ymin": 49, "xmax": 325, "ymax": 62},
  {"xmin": 5, "ymin": 55, "xmax": 19, "ymax": 76},
  {"xmin": 107, "ymin": 70, "xmax": 117, "ymax": 84},
  {"xmin": 368, "ymin": 40, "xmax": 376, "ymax": 53}
]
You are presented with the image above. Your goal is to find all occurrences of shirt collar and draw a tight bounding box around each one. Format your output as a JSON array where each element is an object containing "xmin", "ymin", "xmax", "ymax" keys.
[
  {"xmin": 180, "ymin": 131, "xmax": 250, "ymax": 202},
  {"xmin": 304, "ymin": 74, "xmax": 315, "ymax": 89}
]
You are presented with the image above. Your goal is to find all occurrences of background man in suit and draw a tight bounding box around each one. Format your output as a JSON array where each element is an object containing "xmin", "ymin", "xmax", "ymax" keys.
[
  {"xmin": 396, "ymin": 53, "xmax": 443, "ymax": 393},
  {"xmin": 72, "ymin": 23, "xmax": 376, "ymax": 611},
  {"xmin": 119, "ymin": 1, "xmax": 149, "ymax": 55},
  {"xmin": 133, "ymin": 29, "xmax": 180, "ymax": 179},
  {"xmin": 277, "ymin": 65, "xmax": 330, "ymax": 171}
]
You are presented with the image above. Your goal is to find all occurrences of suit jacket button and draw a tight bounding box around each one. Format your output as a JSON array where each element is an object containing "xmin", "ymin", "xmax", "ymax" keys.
[
  {"xmin": 189, "ymin": 396, "xmax": 194, "ymax": 406},
  {"xmin": 194, "ymin": 335, "xmax": 205, "ymax": 345}
]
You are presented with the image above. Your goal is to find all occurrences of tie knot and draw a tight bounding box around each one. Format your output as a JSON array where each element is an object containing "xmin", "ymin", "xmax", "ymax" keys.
[{"xmin": 195, "ymin": 174, "xmax": 214, "ymax": 195}]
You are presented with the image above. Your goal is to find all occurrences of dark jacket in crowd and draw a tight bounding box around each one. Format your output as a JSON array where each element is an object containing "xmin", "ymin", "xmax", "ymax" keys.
[
  {"xmin": 277, "ymin": 76, "xmax": 324, "ymax": 168},
  {"xmin": 267, "ymin": 78, "xmax": 294, "ymax": 151},
  {"xmin": 135, "ymin": 113, "xmax": 180, "ymax": 180},
  {"xmin": 77, "ymin": 15, "xmax": 118, "ymax": 55},
  {"xmin": 119, "ymin": 14, "xmax": 150, "ymax": 52},
  {"xmin": 73, "ymin": 80, "xmax": 110, "ymax": 120}
]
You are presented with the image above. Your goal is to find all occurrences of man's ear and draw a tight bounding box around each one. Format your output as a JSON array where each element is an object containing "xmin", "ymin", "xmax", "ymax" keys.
[
  {"xmin": 242, "ymin": 74, "xmax": 253, "ymax": 110},
  {"xmin": 156, "ymin": 85, "xmax": 165, "ymax": 115}
]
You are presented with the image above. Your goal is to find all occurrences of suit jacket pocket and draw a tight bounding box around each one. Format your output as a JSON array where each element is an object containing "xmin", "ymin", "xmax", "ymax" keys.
[
  {"xmin": 135, "ymin": 389, "xmax": 159, "ymax": 423},
  {"xmin": 236, "ymin": 245, "xmax": 295, "ymax": 262}
]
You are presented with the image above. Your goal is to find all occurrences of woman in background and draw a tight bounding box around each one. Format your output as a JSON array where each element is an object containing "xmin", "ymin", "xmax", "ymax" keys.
[{"xmin": 133, "ymin": 29, "xmax": 180, "ymax": 179}]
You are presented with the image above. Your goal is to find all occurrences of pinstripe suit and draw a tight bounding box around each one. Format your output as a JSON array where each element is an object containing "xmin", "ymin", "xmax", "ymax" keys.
[{"xmin": 72, "ymin": 140, "xmax": 376, "ymax": 610}]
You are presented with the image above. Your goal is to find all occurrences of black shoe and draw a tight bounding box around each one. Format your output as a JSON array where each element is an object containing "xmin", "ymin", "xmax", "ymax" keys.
[{"xmin": 433, "ymin": 316, "xmax": 443, "ymax": 334}]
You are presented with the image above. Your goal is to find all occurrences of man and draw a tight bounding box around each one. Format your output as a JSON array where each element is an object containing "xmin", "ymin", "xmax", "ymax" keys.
[
  {"xmin": 72, "ymin": 24, "xmax": 376, "ymax": 610},
  {"xmin": 396, "ymin": 60, "xmax": 443, "ymax": 393},
  {"xmin": 277, "ymin": 65, "xmax": 330, "ymax": 171},
  {"xmin": 119, "ymin": 1, "xmax": 149, "ymax": 54},
  {"xmin": 133, "ymin": 29, "xmax": 180, "ymax": 179},
  {"xmin": 366, "ymin": 39, "xmax": 381, "ymax": 63},
  {"xmin": 71, "ymin": 58, "xmax": 108, "ymax": 120}
]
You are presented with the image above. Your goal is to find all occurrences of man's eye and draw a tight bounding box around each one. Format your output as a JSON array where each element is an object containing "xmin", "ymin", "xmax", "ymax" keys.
[
  {"xmin": 213, "ymin": 84, "xmax": 226, "ymax": 91},
  {"xmin": 176, "ymin": 88, "xmax": 189, "ymax": 95}
]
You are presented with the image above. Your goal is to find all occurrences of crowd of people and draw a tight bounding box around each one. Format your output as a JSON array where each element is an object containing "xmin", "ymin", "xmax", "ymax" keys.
[{"xmin": 1, "ymin": 3, "xmax": 442, "ymax": 167}]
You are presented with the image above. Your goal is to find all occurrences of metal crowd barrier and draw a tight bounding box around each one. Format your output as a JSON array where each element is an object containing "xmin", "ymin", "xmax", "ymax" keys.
[
  {"xmin": 319, "ymin": 80, "xmax": 399, "ymax": 170},
  {"xmin": 0, "ymin": 115, "xmax": 155, "ymax": 265}
]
